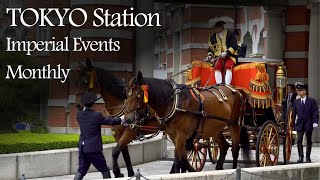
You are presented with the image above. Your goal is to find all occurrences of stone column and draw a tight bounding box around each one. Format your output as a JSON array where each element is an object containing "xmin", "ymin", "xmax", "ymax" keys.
[
  {"xmin": 307, "ymin": 2, "xmax": 320, "ymax": 143},
  {"xmin": 308, "ymin": 3, "xmax": 320, "ymax": 103},
  {"xmin": 265, "ymin": 8, "xmax": 284, "ymax": 60},
  {"xmin": 135, "ymin": 0, "xmax": 155, "ymax": 77}
]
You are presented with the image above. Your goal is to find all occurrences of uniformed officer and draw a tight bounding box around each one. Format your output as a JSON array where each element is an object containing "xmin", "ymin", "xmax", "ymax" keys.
[
  {"xmin": 206, "ymin": 21, "xmax": 239, "ymax": 85},
  {"xmin": 293, "ymin": 83, "xmax": 319, "ymax": 163},
  {"xmin": 74, "ymin": 92, "xmax": 126, "ymax": 179}
]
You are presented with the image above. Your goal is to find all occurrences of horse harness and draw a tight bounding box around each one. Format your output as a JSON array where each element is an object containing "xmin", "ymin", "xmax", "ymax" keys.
[{"xmin": 155, "ymin": 80, "xmax": 242, "ymax": 127}]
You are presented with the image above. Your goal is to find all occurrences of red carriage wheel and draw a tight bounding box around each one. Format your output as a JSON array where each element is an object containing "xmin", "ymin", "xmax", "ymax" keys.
[
  {"xmin": 186, "ymin": 139, "xmax": 207, "ymax": 172},
  {"xmin": 283, "ymin": 103, "xmax": 294, "ymax": 164},
  {"xmin": 256, "ymin": 120, "xmax": 279, "ymax": 167},
  {"xmin": 208, "ymin": 137, "xmax": 219, "ymax": 164}
]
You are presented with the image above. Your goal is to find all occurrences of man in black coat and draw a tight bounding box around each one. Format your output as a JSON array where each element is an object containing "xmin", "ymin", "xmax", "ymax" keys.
[
  {"xmin": 283, "ymin": 84, "xmax": 297, "ymax": 120},
  {"xmin": 293, "ymin": 84, "xmax": 319, "ymax": 163},
  {"xmin": 74, "ymin": 92, "xmax": 126, "ymax": 180}
]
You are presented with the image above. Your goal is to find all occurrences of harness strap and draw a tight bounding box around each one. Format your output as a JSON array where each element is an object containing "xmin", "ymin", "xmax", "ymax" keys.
[
  {"xmin": 175, "ymin": 108, "xmax": 238, "ymax": 126},
  {"xmin": 224, "ymin": 84, "xmax": 237, "ymax": 93},
  {"xmin": 205, "ymin": 89, "xmax": 224, "ymax": 102},
  {"xmin": 208, "ymin": 86, "xmax": 228, "ymax": 101}
]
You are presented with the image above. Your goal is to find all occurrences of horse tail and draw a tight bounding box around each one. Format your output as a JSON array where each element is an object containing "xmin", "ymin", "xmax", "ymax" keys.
[{"xmin": 240, "ymin": 126, "xmax": 251, "ymax": 166}]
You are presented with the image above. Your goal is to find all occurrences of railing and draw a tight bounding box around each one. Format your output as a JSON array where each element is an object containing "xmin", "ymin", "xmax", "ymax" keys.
[{"xmin": 127, "ymin": 164, "xmax": 320, "ymax": 180}]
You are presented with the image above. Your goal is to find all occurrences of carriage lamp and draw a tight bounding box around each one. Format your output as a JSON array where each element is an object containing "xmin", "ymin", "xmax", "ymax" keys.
[{"xmin": 276, "ymin": 65, "xmax": 286, "ymax": 104}]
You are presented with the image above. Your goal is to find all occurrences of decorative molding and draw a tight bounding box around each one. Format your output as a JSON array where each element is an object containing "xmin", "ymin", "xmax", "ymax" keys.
[
  {"xmin": 285, "ymin": 25, "xmax": 310, "ymax": 32},
  {"xmin": 181, "ymin": 64, "xmax": 190, "ymax": 70},
  {"xmin": 181, "ymin": 43, "xmax": 208, "ymax": 51},
  {"xmin": 48, "ymin": 99, "xmax": 68, "ymax": 107},
  {"xmin": 166, "ymin": 48, "xmax": 173, "ymax": 54},
  {"xmin": 166, "ymin": 67, "xmax": 173, "ymax": 73},
  {"xmin": 68, "ymin": 95, "xmax": 76, "ymax": 104},
  {"xmin": 288, "ymin": 0, "xmax": 308, "ymax": 6},
  {"xmin": 287, "ymin": 78, "xmax": 308, "ymax": 84},
  {"xmin": 69, "ymin": 62, "xmax": 133, "ymax": 72},
  {"xmin": 284, "ymin": 51, "xmax": 308, "ymax": 58},
  {"xmin": 183, "ymin": 22, "xmax": 209, "ymax": 29},
  {"xmin": 70, "ymin": 29, "xmax": 133, "ymax": 39}
]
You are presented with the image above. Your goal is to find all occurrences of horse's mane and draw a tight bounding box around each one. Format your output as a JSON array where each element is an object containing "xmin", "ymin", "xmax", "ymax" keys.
[
  {"xmin": 142, "ymin": 78, "xmax": 189, "ymax": 107},
  {"xmin": 95, "ymin": 67, "xmax": 126, "ymax": 100}
]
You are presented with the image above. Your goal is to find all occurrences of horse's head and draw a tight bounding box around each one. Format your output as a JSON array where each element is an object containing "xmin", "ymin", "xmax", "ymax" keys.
[
  {"xmin": 75, "ymin": 58, "xmax": 100, "ymax": 94},
  {"xmin": 124, "ymin": 71, "xmax": 151, "ymax": 126}
]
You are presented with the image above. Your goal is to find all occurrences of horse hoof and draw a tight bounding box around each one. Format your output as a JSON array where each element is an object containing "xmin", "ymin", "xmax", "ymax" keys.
[{"xmin": 128, "ymin": 172, "xmax": 135, "ymax": 177}]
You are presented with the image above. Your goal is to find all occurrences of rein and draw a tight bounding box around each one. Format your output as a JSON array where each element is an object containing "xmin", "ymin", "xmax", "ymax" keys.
[{"xmin": 106, "ymin": 99, "xmax": 126, "ymax": 118}]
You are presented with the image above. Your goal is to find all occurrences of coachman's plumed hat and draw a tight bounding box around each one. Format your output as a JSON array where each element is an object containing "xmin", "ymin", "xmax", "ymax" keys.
[
  {"xmin": 80, "ymin": 92, "xmax": 97, "ymax": 105},
  {"xmin": 215, "ymin": 21, "xmax": 226, "ymax": 27}
]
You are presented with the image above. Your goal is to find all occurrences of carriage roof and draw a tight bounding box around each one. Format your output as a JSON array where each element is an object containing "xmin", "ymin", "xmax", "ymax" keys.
[{"xmin": 238, "ymin": 58, "xmax": 284, "ymax": 66}]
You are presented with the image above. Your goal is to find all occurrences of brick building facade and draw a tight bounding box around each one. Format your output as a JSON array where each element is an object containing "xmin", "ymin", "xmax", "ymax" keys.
[{"xmin": 0, "ymin": 0, "xmax": 319, "ymax": 136}]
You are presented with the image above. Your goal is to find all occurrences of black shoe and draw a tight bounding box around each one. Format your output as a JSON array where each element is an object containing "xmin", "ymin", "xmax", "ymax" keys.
[
  {"xmin": 102, "ymin": 171, "xmax": 111, "ymax": 179},
  {"xmin": 306, "ymin": 157, "xmax": 311, "ymax": 163},
  {"xmin": 74, "ymin": 172, "xmax": 84, "ymax": 180},
  {"xmin": 297, "ymin": 157, "xmax": 304, "ymax": 163}
]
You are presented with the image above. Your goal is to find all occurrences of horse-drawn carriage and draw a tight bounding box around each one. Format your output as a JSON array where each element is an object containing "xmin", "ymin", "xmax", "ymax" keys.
[
  {"xmin": 185, "ymin": 58, "xmax": 295, "ymax": 171},
  {"xmin": 76, "ymin": 57, "xmax": 296, "ymax": 176}
]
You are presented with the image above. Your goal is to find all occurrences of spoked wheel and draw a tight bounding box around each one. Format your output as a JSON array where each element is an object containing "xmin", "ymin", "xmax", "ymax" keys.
[
  {"xmin": 208, "ymin": 137, "xmax": 219, "ymax": 164},
  {"xmin": 256, "ymin": 120, "xmax": 279, "ymax": 167},
  {"xmin": 283, "ymin": 103, "xmax": 294, "ymax": 164},
  {"xmin": 186, "ymin": 139, "xmax": 207, "ymax": 172}
]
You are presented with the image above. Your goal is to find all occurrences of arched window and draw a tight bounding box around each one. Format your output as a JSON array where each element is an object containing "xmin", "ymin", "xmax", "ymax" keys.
[
  {"xmin": 243, "ymin": 32, "xmax": 253, "ymax": 57},
  {"xmin": 258, "ymin": 29, "xmax": 264, "ymax": 54}
]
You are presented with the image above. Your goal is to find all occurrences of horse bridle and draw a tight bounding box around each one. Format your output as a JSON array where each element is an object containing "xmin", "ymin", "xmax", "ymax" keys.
[
  {"xmin": 127, "ymin": 79, "xmax": 180, "ymax": 126},
  {"xmin": 126, "ymin": 83, "xmax": 152, "ymax": 128}
]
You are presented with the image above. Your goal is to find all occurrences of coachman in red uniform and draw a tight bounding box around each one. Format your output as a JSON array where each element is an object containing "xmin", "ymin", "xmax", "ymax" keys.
[{"xmin": 206, "ymin": 21, "xmax": 239, "ymax": 85}]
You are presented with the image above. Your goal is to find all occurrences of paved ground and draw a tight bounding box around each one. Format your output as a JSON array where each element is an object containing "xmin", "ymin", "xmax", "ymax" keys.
[{"xmin": 31, "ymin": 140, "xmax": 320, "ymax": 180}]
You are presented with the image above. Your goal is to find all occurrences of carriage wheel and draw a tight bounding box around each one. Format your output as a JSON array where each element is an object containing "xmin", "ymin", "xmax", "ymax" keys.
[
  {"xmin": 186, "ymin": 139, "xmax": 207, "ymax": 172},
  {"xmin": 256, "ymin": 120, "xmax": 279, "ymax": 167},
  {"xmin": 208, "ymin": 137, "xmax": 219, "ymax": 164},
  {"xmin": 283, "ymin": 103, "xmax": 294, "ymax": 164}
]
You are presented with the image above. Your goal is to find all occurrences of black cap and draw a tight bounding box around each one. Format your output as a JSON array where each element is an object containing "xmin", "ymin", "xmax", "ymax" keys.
[
  {"xmin": 215, "ymin": 21, "xmax": 226, "ymax": 27},
  {"xmin": 80, "ymin": 92, "xmax": 97, "ymax": 105},
  {"xmin": 296, "ymin": 83, "xmax": 307, "ymax": 90}
]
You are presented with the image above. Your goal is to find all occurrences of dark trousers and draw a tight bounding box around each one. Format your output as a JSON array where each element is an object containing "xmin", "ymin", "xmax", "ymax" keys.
[
  {"xmin": 78, "ymin": 146, "xmax": 109, "ymax": 176},
  {"xmin": 297, "ymin": 130, "xmax": 313, "ymax": 158},
  {"xmin": 297, "ymin": 130, "xmax": 313, "ymax": 146}
]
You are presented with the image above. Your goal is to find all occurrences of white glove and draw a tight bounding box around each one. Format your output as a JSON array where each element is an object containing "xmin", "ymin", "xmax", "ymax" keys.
[
  {"xmin": 205, "ymin": 55, "xmax": 212, "ymax": 62},
  {"xmin": 313, "ymin": 123, "xmax": 318, "ymax": 128},
  {"xmin": 120, "ymin": 115, "xmax": 128, "ymax": 126},
  {"xmin": 220, "ymin": 52, "xmax": 227, "ymax": 58}
]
